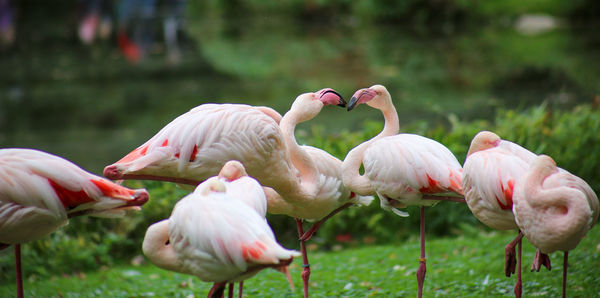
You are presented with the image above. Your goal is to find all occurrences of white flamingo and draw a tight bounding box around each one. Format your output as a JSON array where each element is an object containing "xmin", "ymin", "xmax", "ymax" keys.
[
  {"xmin": 463, "ymin": 130, "xmax": 558, "ymax": 297},
  {"xmin": 104, "ymin": 88, "xmax": 373, "ymax": 297},
  {"xmin": 341, "ymin": 85, "xmax": 464, "ymax": 298},
  {"xmin": 513, "ymin": 155, "xmax": 598, "ymax": 298},
  {"xmin": 0, "ymin": 148, "xmax": 149, "ymax": 298},
  {"xmin": 142, "ymin": 162, "xmax": 300, "ymax": 298}
]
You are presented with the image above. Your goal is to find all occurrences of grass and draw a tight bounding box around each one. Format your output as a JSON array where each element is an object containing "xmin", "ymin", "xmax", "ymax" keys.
[{"xmin": 1, "ymin": 227, "xmax": 599, "ymax": 297}]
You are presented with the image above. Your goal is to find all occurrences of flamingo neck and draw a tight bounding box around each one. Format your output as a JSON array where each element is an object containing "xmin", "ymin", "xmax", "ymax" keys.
[
  {"xmin": 342, "ymin": 100, "xmax": 399, "ymax": 195},
  {"xmin": 279, "ymin": 109, "xmax": 320, "ymax": 199},
  {"xmin": 142, "ymin": 220, "xmax": 182, "ymax": 273}
]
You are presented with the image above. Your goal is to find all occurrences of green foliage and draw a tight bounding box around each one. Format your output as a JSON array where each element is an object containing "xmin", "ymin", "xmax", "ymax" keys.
[
  {"xmin": 2, "ymin": 227, "xmax": 599, "ymax": 296},
  {"xmin": 1, "ymin": 103, "xmax": 599, "ymax": 284}
]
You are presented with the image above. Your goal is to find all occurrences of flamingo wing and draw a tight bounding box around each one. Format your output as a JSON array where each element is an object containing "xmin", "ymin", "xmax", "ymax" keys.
[
  {"xmin": 169, "ymin": 187, "xmax": 298, "ymax": 283},
  {"xmin": 106, "ymin": 104, "xmax": 290, "ymax": 184},
  {"xmin": 463, "ymin": 145, "xmax": 530, "ymax": 230},
  {"xmin": 363, "ymin": 134, "xmax": 463, "ymax": 205},
  {"xmin": 0, "ymin": 149, "xmax": 148, "ymax": 244}
]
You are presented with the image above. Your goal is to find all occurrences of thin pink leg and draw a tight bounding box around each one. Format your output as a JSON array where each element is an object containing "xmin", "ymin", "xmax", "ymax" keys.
[
  {"xmin": 15, "ymin": 244, "xmax": 23, "ymax": 298},
  {"xmin": 300, "ymin": 203, "xmax": 353, "ymax": 241},
  {"xmin": 296, "ymin": 219, "xmax": 310, "ymax": 298},
  {"xmin": 514, "ymin": 237, "xmax": 523, "ymax": 298},
  {"xmin": 562, "ymin": 251, "xmax": 568, "ymax": 298},
  {"xmin": 207, "ymin": 282, "xmax": 226, "ymax": 298},
  {"xmin": 416, "ymin": 206, "xmax": 426, "ymax": 298},
  {"xmin": 227, "ymin": 283, "xmax": 234, "ymax": 298},
  {"xmin": 238, "ymin": 281, "xmax": 244, "ymax": 298}
]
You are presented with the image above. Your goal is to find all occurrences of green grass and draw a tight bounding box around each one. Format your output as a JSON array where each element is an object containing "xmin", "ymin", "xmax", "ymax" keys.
[{"xmin": 2, "ymin": 227, "xmax": 599, "ymax": 297}]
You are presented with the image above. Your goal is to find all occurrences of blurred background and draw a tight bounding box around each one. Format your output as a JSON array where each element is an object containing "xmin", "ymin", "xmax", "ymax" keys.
[{"xmin": 1, "ymin": 0, "xmax": 599, "ymax": 282}]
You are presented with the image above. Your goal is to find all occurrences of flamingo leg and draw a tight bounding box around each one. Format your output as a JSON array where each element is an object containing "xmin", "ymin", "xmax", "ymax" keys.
[
  {"xmin": 505, "ymin": 231, "xmax": 524, "ymax": 277},
  {"xmin": 514, "ymin": 237, "xmax": 522, "ymax": 298},
  {"xmin": 15, "ymin": 244, "xmax": 23, "ymax": 298},
  {"xmin": 227, "ymin": 283, "xmax": 234, "ymax": 298},
  {"xmin": 531, "ymin": 249, "xmax": 552, "ymax": 272},
  {"xmin": 207, "ymin": 282, "xmax": 227, "ymax": 298},
  {"xmin": 296, "ymin": 218, "xmax": 310, "ymax": 298},
  {"xmin": 299, "ymin": 203, "xmax": 353, "ymax": 241},
  {"xmin": 562, "ymin": 251, "xmax": 568, "ymax": 298},
  {"xmin": 422, "ymin": 195, "xmax": 466, "ymax": 204},
  {"xmin": 416, "ymin": 206, "xmax": 426, "ymax": 298},
  {"xmin": 238, "ymin": 281, "xmax": 244, "ymax": 298}
]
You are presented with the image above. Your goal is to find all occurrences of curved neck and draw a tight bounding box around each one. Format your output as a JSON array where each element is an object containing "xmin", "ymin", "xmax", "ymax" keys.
[
  {"xmin": 342, "ymin": 100, "xmax": 399, "ymax": 195},
  {"xmin": 142, "ymin": 220, "xmax": 182, "ymax": 273},
  {"xmin": 279, "ymin": 109, "xmax": 319, "ymax": 198}
]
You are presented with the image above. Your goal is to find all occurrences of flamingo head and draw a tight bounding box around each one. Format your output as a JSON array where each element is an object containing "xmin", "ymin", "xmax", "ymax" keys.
[
  {"xmin": 347, "ymin": 84, "xmax": 390, "ymax": 111},
  {"xmin": 195, "ymin": 177, "xmax": 227, "ymax": 196},
  {"xmin": 288, "ymin": 88, "xmax": 346, "ymax": 122},
  {"xmin": 466, "ymin": 130, "xmax": 501, "ymax": 157},
  {"xmin": 218, "ymin": 160, "xmax": 248, "ymax": 182}
]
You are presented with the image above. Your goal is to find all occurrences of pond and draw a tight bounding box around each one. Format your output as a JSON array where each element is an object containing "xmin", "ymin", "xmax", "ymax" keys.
[{"xmin": 1, "ymin": 13, "xmax": 599, "ymax": 174}]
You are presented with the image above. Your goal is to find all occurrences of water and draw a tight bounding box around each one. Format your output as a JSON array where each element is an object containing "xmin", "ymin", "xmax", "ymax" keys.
[{"xmin": 1, "ymin": 15, "xmax": 599, "ymax": 173}]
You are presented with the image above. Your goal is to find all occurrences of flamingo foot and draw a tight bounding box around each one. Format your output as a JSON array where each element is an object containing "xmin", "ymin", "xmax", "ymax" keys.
[
  {"xmin": 416, "ymin": 258, "xmax": 426, "ymax": 298},
  {"xmin": 531, "ymin": 249, "xmax": 552, "ymax": 272},
  {"xmin": 514, "ymin": 278, "xmax": 522, "ymax": 298},
  {"xmin": 208, "ymin": 282, "xmax": 227, "ymax": 298},
  {"xmin": 301, "ymin": 264, "xmax": 311, "ymax": 298},
  {"xmin": 504, "ymin": 232, "xmax": 524, "ymax": 277}
]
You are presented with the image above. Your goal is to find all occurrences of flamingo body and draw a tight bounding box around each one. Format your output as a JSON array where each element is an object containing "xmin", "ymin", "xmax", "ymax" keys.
[
  {"xmin": 513, "ymin": 155, "xmax": 598, "ymax": 254},
  {"xmin": 0, "ymin": 148, "xmax": 149, "ymax": 245},
  {"xmin": 362, "ymin": 134, "xmax": 463, "ymax": 213},
  {"xmin": 462, "ymin": 131, "xmax": 541, "ymax": 230},
  {"xmin": 104, "ymin": 104, "xmax": 295, "ymax": 189},
  {"xmin": 142, "ymin": 172, "xmax": 299, "ymax": 286}
]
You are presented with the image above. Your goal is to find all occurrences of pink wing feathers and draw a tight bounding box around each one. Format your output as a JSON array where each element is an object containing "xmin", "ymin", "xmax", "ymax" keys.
[
  {"xmin": 104, "ymin": 104, "xmax": 292, "ymax": 186},
  {"xmin": 0, "ymin": 149, "xmax": 148, "ymax": 244},
  {"xmin": 363, "ymin": 134, "xmax": 463, "ymax": 204},
  {"xmin": 168, "ymin": 179, "xmax": 299, "ymax": 283}
]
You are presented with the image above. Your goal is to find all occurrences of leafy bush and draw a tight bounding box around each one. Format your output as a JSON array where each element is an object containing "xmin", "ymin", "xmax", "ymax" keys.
[{"xmin": 1, "ymin": 103, "xmax": 598, "ymax": 282}]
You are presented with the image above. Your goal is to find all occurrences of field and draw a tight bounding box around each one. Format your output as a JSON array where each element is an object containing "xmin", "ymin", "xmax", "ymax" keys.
[{"xmin": 2, "ymin": 227, "xmax": 598, "ymax": 297}]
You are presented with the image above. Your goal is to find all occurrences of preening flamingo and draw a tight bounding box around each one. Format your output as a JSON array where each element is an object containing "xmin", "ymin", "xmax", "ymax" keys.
[
  {"xmin": 341, "ymin": 85, "xmax": 464, "ymax": 298},
  {"xmin": 142, "ymin": 163, "xmax": 300, "ymax": 298},
  {"xmin": 0, "ymin": 148, "xmax": 149, "ymax": 298},
  {"xmin": 513, "ymin": 155, "xmax": 598, "ymax": 298},
  {"xmin": 463, "ymin": 131, "xmax": 554, "ymax": 297},
  {"xmin": 105, "ymin": 88, "xmax": 373, "ymax": 297}
]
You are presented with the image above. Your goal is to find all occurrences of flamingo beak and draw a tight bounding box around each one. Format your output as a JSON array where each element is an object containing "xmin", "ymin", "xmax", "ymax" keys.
[
  {"xmin": 347, "ymin": 96, "xmax": 359, "ymax": 111},
  {"xmin": 318, "ymin": 88, "xmax": 346, "ymax": 107}
]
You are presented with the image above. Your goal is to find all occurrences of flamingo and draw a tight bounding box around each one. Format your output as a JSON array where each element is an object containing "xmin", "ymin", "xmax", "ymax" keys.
[
  {"xmin": 513, "ymin": 155, "xmax": 598, "ymax": 298},
  {"xmin": 104, "ymin": 88, "xmax": 373, "ymax": 297},
  {"xmin": 0, "ymin": 148, "xmax": 149, "ymax": 298},
  {"xmin": 463, "ymin": 130, "xmax": 557, "ymax": 297},
  {"xmin": 341, "ymin": 85, "xmax": 464, "ymax": 298},
  {"xmin": 142, "ymin": 162, "xmax": 300, "ymax": 298}
]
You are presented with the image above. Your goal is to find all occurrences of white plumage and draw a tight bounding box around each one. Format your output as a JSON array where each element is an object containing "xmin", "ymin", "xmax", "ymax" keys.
[
  {"xmin": 142, "ymin": 164, "xmax": 299, "ymax": 296},
  {"xmin": 0, "ymin": 148, "xmax": 149, "ymax": 245}
]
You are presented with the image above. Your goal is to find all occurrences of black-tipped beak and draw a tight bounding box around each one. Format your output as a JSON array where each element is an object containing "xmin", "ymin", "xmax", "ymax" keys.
[
  {"xmin": 320, "ymin": 89, "xmax": 346, "ymax": 107},
  {"xmin": 347, "ymin": 96, "xmax": 359, "ymax": 111}
]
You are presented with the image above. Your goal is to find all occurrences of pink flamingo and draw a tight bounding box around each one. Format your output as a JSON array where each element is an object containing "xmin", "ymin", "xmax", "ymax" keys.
[
  {"xmin": 0, "ymin": 148, "xmax": 149, "ymax": 298},
  {"xmin": 104, "ymin": 88, "xmax": 373, "ymax": 297},
  {"xmin": 463, "ymin": 131, "xmax": 556, "ymax": 297},
  {"xmin": 142, "ymin": 162, "xmax": 300, "ymax": 298},
  {"xmin": 513, "ymin": 155, "xmax": 598, "ymax": 298},
  {"xmin": 341, "ymin": 85, "xmax": 464, "ymax": 298}
]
